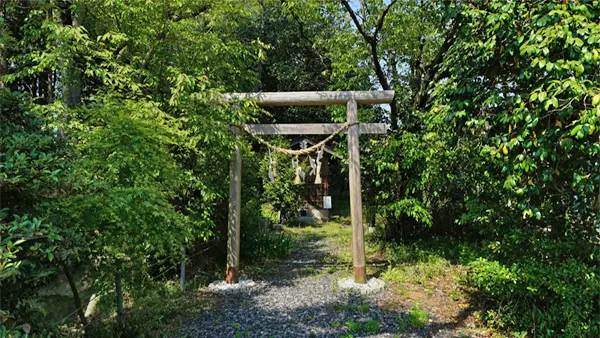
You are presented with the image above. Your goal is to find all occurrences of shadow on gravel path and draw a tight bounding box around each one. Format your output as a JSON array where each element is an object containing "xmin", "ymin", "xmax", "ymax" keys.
[{"xmin": 181, "ymin": 230, "xmax": 473, "ymax": 338}]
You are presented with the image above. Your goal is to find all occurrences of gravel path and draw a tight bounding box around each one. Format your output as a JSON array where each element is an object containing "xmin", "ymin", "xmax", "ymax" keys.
[{"xmin": 181, "ymin": 237, "xmax": 460, "ymax": 338}]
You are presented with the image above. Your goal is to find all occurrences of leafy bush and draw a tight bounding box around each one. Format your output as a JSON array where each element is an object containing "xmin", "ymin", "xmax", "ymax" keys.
[
  {"xmin": 241, "ymin": 224, "xmax": 293, "ymax": 262},
  {"xmin": 0, "ymin": 89, "xmax": 69, "ymax": 330},
  {"xmin": 86, "ymin": 282, "xmax": 206, "ymax": 337},
  {"xmin": 429, "ymin": 1, "xmax": 600, "ymax": 335},
  {"xmin": 367, "ymin": 0, "xmax": 600, "ymax": 335},
  {"xmin": 467, "ymin": 251, "xmax": 600, "ymax": 336},
  {"xmin": 240, "ymin": 200, "xmax": 293, "ymax": 262},
  {"xmin": 259, "ymin": 145, "xmax": 304, "ymax": 223},
  {"xmin": 406, "ymin": 302, "xmax": 429, "ymax": 329}
]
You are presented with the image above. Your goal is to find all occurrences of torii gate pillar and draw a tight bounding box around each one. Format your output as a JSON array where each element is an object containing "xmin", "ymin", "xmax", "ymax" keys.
[
  {"xmin": 346, "ymin": 98, "xmax": 366, "ymax": 283},
  {"xmin": 226, "ymin": 141, "xmax": 242, "ymax": 284},
  {"xmin": 222, "ymin": 91, "xmax": 394, "ymax": 284}
]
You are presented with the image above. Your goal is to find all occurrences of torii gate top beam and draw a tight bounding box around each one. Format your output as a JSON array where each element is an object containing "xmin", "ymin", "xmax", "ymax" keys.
[{"xmin": 223, "ymin": 90, "xmax": 394, "ymax": 107}]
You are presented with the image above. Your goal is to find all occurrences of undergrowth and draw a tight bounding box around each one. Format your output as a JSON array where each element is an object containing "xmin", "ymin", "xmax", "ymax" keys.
[{"xmin": 87, "ymin": 282, "xmax": 207, "ymax": 337}]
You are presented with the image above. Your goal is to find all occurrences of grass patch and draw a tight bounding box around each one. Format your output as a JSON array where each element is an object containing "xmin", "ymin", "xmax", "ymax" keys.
[
  {"xmin": 364, "ymin": 319, "xmax": 380, "ymax": 333},
  {"xmin": 87, "ymin": 282, "xmax": 207, "ymax": 337},
  {"xmin": 395, "ymin": 302, "xmax": 430, "ymax": 332},
  {"xmin": 380, "ymin": 241, "xmax": 468, "ymax": 285},
  {"xmin": 381, "ymin": 260, "xmax": 451, "ymax": 285},
  {"xmin": 345, "ymin": 320, "xmax": 362, "ymax": 332},
  {"xmin": 242, "ymin": 260, "xmax": 279, "ymax": 276},
  {"xmin": 407, "ymin": 302, "xmax": 429, "ymax": 328},
  {"xmin": 285, "ymin": 219, "xmax": 382, "ymax": 264}
]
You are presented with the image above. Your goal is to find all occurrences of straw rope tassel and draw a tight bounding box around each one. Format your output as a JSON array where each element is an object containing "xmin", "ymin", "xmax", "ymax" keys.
[
  {"xmin": 314, "ymin": 145, "xmax": 324, "ymax": 184},
  {"xmin": 241, "ymin": 121, "xmax": 354, "ymax": 185}
]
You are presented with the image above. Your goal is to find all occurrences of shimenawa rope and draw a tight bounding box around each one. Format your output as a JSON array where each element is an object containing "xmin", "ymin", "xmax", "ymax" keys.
[{"xmin": 240, "ymin": 122, "xmax": 351, "ymax": 156}]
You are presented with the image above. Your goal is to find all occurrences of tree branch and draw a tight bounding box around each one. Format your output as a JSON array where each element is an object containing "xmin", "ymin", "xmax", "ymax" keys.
[
  {"xmin": 167, "ymin": 6, "xmax": 208, "ymax": 22},
  {"xmin": 341, "ymin": 0, "xmax": 373, "ymax": 42},
  {"xmin": 414, "ymin": 19, "xmax": 460, "ymax": 110},
  {"xmin": 341, "ymin": 0, "xmax": 397, "ymax": 127},
  {"xmin": 374, "ymin": 0, "xmax": 397, "ymax": 36}
]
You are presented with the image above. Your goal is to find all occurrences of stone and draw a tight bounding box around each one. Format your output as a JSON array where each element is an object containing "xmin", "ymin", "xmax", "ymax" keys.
[
  {"xmin": 336, "ymin": 277, "xmax": 385, "ymax": 294},
  {"xmin": 207, "ymin": 278, "xmax": 256, "ymax": 293}
]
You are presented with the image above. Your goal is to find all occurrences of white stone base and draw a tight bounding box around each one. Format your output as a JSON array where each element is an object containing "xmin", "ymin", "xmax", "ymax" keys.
[
  {"xmin": 208, "ymin": 278, "xmax": 256, "ymax": 293},
  {"xmin": 337, "ymin": 277, "xmax": 385, "ymax": 294}
]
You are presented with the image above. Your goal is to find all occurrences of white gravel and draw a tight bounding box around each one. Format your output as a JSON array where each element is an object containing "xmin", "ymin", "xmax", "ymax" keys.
[
  {"xmin": 208, "ymin": 279, "xmax": 256, "ymax": 293},
  {"xmin": 337, "ymin": 277, "xmax": 385, "ymax": 294}
]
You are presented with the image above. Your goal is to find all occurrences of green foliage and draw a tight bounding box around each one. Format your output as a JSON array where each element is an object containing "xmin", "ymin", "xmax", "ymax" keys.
[
  {"xmin": 426, "ymin": 0, "xmax": 600, "ymax": 335},
  {"xmin": 59, "ymin": 97, "xmax": 203, "ymax": 277},
  {"xmin": 406, "ymin": 303, "xmax": 429, "ymax": 329},
  {"xmin": 259, "ymin": 145, "xmax": 304, "ymax": 223},
  {"xmin": 0, "ymin": 89, "xmax": 68, "ymax": 326},
  {"xmin": 3, "ymin": 0, "xmax": 600, "ymax": 336},
  {"xmin": 241, "ymin": 150, "xmax": 293, "ymax": 263},
  {"xmin": 86, "ymin": 282, "xmax": 206, "ymax": 337},
  {"xmin": 364, "ymin": 319, "xmax": 380, "ymax": 333},
  {"xmin": 345, "ymin": 320, "xmax": 362, "ymax": 332},
  {"xmin": 381, "ymin": 242, "xmax": 456, "ymax": 285},
  {"xmin": 241, "ymin": 220, "xmax": 293, "ymax": 262},
  {"xmin": 333, "ymin": 304, "xmax": 370, "ymax": 313}
]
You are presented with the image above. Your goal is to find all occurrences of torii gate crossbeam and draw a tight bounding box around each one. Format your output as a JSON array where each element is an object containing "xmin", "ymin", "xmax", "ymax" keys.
[{"xmin": 223, "ymin": 90, "xmax": 394, "ymax": 284}]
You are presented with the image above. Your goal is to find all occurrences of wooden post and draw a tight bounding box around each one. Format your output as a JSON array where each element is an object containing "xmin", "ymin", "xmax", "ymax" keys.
[
  {"xmin": 180, "ymin": 246, "xmax": 185, "ymax": 291},
  {"xmin": 347, "ymin": 98, "xmax": 367, "ymax": 284},
  {"xmin": 226, "ymin": 142, "xmax": 242, "ymax": 284}
]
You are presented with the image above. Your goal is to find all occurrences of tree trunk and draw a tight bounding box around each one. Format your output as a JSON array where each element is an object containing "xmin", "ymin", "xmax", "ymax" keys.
[
  {"xmin": 180, "ymin": 247, "xmax": 185, "ymax": 292},
  {"xmin": 62, "ymin": 260, "xmax": 89, "ymax": 336},
  {"xmin": 115, "ymin": 269, "xmax": 125, "ymax": 333},
  {"xmin": 0, "ymin": 3, "xmax": 6, "ymax": 89},
  {"xmin": 47, "ymin": 71, "xmax": 54, "ymax": 103},
  {"xmin": 254, "ymin": 1, "xmax": 266, "ymax": 92},
  {"xmin": 61, "ymin": 3, "xmax": 82, "ymax": 108},
  {"xmin": 390, "ymin": 99, "xmax": 398, "ymax": 130}
]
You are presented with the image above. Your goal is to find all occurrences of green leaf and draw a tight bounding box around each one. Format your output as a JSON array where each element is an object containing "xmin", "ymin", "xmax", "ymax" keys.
[
  {"xmin": 530, "ymin": 92, "xmax": 538, "ymax": 102},
  {"xmin": 575, "ymin": 63, "xmax": 585, "ymax": 75}
]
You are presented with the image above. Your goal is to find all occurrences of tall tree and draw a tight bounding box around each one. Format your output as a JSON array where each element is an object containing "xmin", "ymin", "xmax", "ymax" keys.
[{"xmin": 337, "ymin": 0, "xmax": 460, "ymax": 129}]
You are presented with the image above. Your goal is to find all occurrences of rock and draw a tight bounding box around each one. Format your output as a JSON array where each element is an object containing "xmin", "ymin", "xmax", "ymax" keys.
[
  {"xmin": 337, "ymin": 277, "xmax": 385, "ymax": 294},
  {"xmin": 207, "ymin": 278, "xmax": 256, "ymax": 293}
]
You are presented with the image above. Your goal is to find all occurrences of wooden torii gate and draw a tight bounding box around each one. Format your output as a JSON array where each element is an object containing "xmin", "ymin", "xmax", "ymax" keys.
[{"xmin": 223, "ymin": 91, "xmax": 394, "ymax": 284}]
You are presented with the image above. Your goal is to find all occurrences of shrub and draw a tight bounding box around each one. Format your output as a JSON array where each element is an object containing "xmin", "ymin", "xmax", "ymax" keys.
[
  {"xmin": 259, "ymin": 146, "xmax": 304, "ymax": 223},
  {"xmin": 406, "ymin": 302, "xmax": 429, "ymax": 329},
  {"xmin": 0, "ymin": 89, "xmax": 69, "ymax": 332},
  {"xmin": 240, "ymin": 214, "xmax": 293, "ymax": 262},
  {"xmin": 467, "ymin": 253, "xmax": 600, "ymax": 336}
]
